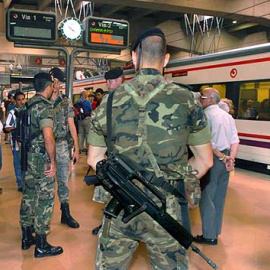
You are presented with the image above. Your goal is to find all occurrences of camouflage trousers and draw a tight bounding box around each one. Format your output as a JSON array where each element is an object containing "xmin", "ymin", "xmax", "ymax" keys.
[
  {"xmin": 56, "ymin": 140, "xmax": 70, "ymax": 204},
  {"xmin": 95, "ymin": 194, "xmax": 189, "ymax": 270},
  {"xmin": 20, "ymin": 152, "xmax": 55, "ymax": 235}
]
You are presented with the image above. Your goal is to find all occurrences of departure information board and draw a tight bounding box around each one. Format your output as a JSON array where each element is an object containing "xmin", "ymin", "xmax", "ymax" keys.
[
  {"xmin": 6, "ymin": 9, "xmax": 57, "ymax": 43},
  {"xmin": 83, "ymin": 16, "xmax": 129, "ymax": 51}
]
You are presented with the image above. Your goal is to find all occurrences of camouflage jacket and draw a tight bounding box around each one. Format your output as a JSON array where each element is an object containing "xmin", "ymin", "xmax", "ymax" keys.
[
  {"xmin": 51, "ymin": 94, "xmax": 74, "ymax": 139},
  {"xmin": 22, "ymin": 94, "xmax": 54, "ymax": 148},
  {"xmin": 88, "ymin": 68, "xmax": 211, "ymax": 179}
]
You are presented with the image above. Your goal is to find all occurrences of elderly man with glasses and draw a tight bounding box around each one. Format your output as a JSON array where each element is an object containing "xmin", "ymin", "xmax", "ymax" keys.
[{"xmin": 194, "ymin": 88, "xmax": 239, "ymax": 245}]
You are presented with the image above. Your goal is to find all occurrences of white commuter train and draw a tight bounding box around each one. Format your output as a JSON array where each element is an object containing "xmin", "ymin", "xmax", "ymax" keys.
[{"xmin": 70, "ymin": 43, "xmax": 270, "ymax": 174}]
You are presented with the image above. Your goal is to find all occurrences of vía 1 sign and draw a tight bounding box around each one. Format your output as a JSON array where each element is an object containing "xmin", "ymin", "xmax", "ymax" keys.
[{"xmin": 6, "ymin": 9, "xmax": 57, "ymax": 43}]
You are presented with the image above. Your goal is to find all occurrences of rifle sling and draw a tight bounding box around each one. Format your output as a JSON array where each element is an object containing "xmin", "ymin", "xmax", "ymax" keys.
[
  {"xmin": 106, "ymin": 91, "xmax": 115, "ymax": 155},
  {"xmin": 105, "ymin": 90, "xmax": 186, "ymax": 203}
]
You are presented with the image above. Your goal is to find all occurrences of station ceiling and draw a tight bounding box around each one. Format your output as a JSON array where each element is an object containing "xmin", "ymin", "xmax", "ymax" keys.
[
  {"xmin": 2, "ymin": 0, "xmax": 270, "ymax": 44},
  {"xmin": 1, "ymin": 0, "xmax": 270, "ymax": 69},
  {"xmin": 1, "ymin": 0, "xmax": 270, "ymax": 91}
]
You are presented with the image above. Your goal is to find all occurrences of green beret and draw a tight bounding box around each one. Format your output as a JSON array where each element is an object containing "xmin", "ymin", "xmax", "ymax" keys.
[
  {"xmin": 130, "ymin": 27, "xmax": 165, "ymax": 53},
  {"xmin": 104, "ymin": 68, "xmax": 123, "ymax": 80}
]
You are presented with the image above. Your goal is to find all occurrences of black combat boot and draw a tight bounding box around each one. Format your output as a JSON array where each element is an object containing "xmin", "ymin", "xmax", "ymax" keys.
[
  {"xmin": 34, "ymin": 234, "xmax": 63, "ymax": 258},
  {"xmin": 21, "ymin": 226, "xmax": 36, "ymax": 250},
  {"xmin": 60, "ymin": 203, "xmax": 80, "ymax": 228}
]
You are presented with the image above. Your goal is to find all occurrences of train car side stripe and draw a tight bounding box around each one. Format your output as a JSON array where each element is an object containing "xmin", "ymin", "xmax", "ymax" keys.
[
  {"xmin": 240, "ymin": 139, "xmax": 270, "ymax": 149},
  {"xmin": 238, "ymin": 133, "xmax": 270, "ymax": 140},
  {"xmin": 165, "ymin": 57, "xmax": 270, "ymax": 75}
]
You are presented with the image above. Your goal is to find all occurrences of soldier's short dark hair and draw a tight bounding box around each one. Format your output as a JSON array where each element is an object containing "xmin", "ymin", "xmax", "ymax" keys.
[
  {"xmin": 34, "ymin": 72, "xmax": 53, "ymax": 92},
  {"xmin": 131, "ymin": 27, "xmax": 167, "ymax": 66},
  {"xmin": 14, "ymin": 91, "xmax": 25, "ymax": 100}
]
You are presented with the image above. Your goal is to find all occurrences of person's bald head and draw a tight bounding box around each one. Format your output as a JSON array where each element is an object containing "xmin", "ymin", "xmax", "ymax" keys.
[
  {"xmin": 80, "ymin": 90, "xmax": 88, "ymax": 99},
  {"xmin": 200, "ymin": 88, "xmax": 220, "ymax": 109}
]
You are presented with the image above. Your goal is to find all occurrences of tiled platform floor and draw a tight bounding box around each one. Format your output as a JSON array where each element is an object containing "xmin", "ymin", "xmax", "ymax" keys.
[{"xmin": 0, "ymin": 142, "xmax": 269, "ymax": 270}]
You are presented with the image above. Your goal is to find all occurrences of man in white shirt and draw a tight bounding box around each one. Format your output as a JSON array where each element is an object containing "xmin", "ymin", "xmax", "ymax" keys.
[{"xmin": 194, "ymin": 87, "xmax": 239, "ymax": 245}]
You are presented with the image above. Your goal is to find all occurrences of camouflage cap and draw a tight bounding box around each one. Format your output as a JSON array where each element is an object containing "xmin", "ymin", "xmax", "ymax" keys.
[
  {"xmin": 50, "ymin": 67, "xmax": 66, "ymax": 82},
  {"xmin": 104, "ymin": 68, "xmax": 123, "ymax": 80},
  {"xmin": 130, "ymin": 27, "xmax": 165, "ymax": 53}
]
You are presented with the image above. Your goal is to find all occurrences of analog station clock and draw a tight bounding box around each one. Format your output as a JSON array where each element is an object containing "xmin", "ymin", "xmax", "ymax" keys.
[{"xmin": 58, "ymin": 17, "xmax": 83, "ymax": 41}]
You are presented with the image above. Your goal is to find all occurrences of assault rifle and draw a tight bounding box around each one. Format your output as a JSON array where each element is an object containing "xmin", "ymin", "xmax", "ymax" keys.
[
  {"xmin": 16, "ymin": 100, "xmax": 46, "ymax": 172},
  {"xmin": 16, "ymin": 106, "xmax": 31, "ymax": 172},
  {"xmin": 86, "ymin": 154, "xmax": 218, "ymax": 269}
]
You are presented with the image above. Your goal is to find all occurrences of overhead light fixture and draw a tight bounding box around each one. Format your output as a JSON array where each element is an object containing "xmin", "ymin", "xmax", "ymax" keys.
[{"xmin": 232, "ymin": 20, "xmax": 237, "ymax": 24}]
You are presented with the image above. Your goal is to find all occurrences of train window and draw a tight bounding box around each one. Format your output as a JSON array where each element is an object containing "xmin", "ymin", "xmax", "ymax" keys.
[{"xmin": 238, "ymin": 81, "xmax": 270, "ymax": 120}]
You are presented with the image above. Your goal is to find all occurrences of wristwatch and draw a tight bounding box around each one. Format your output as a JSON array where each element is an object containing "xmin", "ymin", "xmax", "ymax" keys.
[{"xmin": 58, "ymin": 17, "xmax": 83, "ymax": 41}]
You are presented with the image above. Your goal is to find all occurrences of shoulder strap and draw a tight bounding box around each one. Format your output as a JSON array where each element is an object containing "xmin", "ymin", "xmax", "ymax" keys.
[
  {"xmin": 106, "ymin": 91, "xmax": 115, "ymax": 156},
  {"xmin": 124, "ymin": 80, "xmax": 166, "ymax": 178},
  {"xmin": 105, "ymin": 84, "xmax": 187, "ymax": 202},
  {"xmin": 126, "ymin": 79, "xmax": 187, "ymax": 201},
  {"xmin": 53, "ymin": 96, "xmax": 63, "ymax": 108}
]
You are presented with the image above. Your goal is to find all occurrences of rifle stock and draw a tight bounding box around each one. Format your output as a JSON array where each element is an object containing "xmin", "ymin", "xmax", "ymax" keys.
[
  {"xmin": 19, "ymin": 108, "xmax": 30, "ymax": 172},
  {"xmin": 94, "ymin": 154, "xmax": 218, "ymax": 269}
]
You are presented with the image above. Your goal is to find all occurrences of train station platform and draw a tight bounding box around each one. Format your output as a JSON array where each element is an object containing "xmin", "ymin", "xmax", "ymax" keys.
[{"xmin": 0, "ymin": 141, "xmax": 269, "ymax": 270}]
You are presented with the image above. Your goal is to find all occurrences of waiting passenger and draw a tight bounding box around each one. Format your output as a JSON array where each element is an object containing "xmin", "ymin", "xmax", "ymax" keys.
[
  {"xmin": 194, "ymin": 88, "xmax": 239, "ymax": 245},
  {"xmin": 242, "ymin": 99, "xmax": 257, "ymax": 119},
  {"xmin": 258, "ymin": 98, "xmax": 270, "ymax": 120},
  {"xmin": 88, "ymin": 93, "xmax": 98, "ymax": 110},
  {"xmin": 94, "ymin": 88, "xmax": 105, "ymax": 108},
  {"xmin": 219, "ymin": 98, "xmax": 235, "ymax": 116},
  {"xmin": 4, "ymin": 91, "xmax": 26, "ymax": 192},
  {"xmin": 76, "ymin": 90, "xmax": 92, "ymax": 153}
]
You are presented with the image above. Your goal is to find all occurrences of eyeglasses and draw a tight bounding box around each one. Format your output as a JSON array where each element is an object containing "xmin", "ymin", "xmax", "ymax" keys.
[{"xmin": 200, "ymin": 95, "xmax": 211, "ymax": 100}]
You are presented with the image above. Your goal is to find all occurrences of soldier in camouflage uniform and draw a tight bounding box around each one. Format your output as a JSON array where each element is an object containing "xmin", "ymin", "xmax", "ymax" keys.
[
  {"xmin": 87, "ymin": 28, "xmax": 213, "ymax": 269},
  {"xmin": 20, "ymin": 72, "xmax": 63, "ymax": 258},
  {"xmin": 91, "ymin": 68, "xmax": 125, "ymax": 236},
  {"xmin": 50, "ymin": 67, "xmax": 80, "ymax": 229}
]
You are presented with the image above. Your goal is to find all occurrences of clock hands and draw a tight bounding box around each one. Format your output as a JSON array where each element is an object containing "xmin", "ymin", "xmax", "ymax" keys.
[{"xmin": 68, "ymin": 25, "xmax": 75, "ymax": 32}]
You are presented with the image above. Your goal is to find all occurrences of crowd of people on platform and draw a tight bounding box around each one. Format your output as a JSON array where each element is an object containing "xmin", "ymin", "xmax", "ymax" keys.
[{"xmin": 0, "ymin": 27, "xmax": 245, "ymax": 269}]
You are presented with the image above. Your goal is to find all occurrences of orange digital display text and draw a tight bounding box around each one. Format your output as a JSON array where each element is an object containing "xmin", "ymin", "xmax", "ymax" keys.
[{"xmin": 91, "ymin": 33, "xmax": 124, "ymax": 45}]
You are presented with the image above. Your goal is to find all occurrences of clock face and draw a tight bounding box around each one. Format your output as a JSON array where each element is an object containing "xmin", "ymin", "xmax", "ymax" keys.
[{"xmin": 59, "ymin": 17, "xmax": 83, "ymax": 41}]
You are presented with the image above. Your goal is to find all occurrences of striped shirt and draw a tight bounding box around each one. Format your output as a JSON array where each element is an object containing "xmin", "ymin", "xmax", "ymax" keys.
[{"xmin": 5, "ymin": 108, "xmax": 19, "ymax": 150}]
